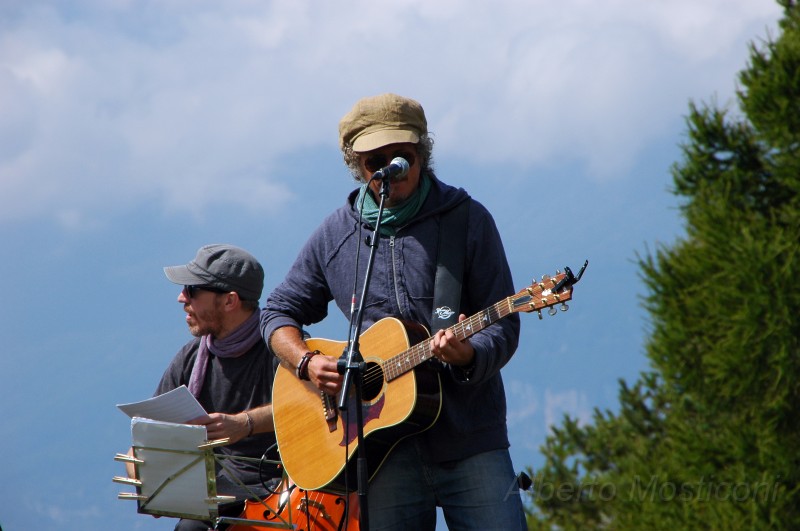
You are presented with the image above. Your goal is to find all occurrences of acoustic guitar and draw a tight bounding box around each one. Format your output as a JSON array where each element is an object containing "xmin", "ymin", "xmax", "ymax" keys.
[{"xmin": 272, "ymin": 262, "xmax": 587, "ymax": 493}]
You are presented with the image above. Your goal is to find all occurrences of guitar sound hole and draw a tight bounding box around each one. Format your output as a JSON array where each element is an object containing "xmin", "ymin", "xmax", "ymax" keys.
[{"xmin": 361, "ymin": 362, "xmax": 384, "ymax": 401}]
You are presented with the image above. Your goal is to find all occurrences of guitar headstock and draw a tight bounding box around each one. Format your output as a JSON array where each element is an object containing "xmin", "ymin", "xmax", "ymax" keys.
[{"xmin": 511, "ymin": 260, "xmax": 588, "ymax": 319}]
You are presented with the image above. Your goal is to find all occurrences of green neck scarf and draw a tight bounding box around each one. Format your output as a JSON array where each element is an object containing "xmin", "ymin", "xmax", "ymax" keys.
[{"xmin": 355, "ymin": 174, "xmax": 432, "ymax": 235}]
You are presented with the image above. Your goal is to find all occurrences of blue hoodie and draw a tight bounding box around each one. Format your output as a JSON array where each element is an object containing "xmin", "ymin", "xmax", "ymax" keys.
[{"xmin": 262, "ymin": 175, "xmax": 520, "ymax": 463}]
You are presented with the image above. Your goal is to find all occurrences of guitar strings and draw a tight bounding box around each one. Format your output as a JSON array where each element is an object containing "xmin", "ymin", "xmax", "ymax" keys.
[
  {"xmin": 354, "ymin": 277, "xmax": 570, "ymax": 394},
  {"xmin": 350, "ymin": 277, "xmax": 564, "ymax": 388},
  {"xmin": 356, "ymin": 302, "xmax": 515, "ymax": 388}
]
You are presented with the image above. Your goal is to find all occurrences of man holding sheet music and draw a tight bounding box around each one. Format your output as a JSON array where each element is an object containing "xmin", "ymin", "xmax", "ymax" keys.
[{"xmin": 134, "ymin": 243, "xmax": 279, "ymax": 530}]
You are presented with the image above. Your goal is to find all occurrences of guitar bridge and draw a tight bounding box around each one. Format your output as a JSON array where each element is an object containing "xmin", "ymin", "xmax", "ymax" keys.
[{"xmin": 321, "ymin": 392, "xmax": 339, "ymax": 433}]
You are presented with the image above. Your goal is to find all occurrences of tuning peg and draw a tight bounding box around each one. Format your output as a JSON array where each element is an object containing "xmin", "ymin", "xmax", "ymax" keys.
[
  {"xmin": 548, "ymin": 306, "xmax": 557, "ymax": 317},
  {"xmin": 560, "ymin": 303, "xmax": 569, "ymax": 312},
  {"xmin": 537, "ymin": 310, "xmax": 543, "ymax": 320}
]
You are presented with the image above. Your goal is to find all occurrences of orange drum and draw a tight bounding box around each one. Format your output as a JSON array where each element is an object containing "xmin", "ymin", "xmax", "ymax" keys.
[{"xmin": 229, "ymin": 479, "xmax": 359, "ymax": 531}]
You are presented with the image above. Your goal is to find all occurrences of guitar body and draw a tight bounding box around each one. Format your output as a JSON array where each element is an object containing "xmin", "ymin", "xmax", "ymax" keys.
[{"xmin": 272, "ymin": 317, "xmax": 442, "ymax": 492}]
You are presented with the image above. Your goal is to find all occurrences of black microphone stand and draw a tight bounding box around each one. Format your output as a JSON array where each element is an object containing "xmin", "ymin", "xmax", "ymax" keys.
[{"xmin": 337, "ymin": 175, "xmax": 392, "ymax": 531}]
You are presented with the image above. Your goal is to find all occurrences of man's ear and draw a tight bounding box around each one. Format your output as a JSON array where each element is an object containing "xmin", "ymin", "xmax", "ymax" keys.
[{"xmin": 223, "ymin": 291, "xmax": 241, "ymax": 311}]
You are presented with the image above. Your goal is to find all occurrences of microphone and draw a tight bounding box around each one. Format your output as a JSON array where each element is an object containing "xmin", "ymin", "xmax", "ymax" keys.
[{"xmin": 372, "ymin": 157, "xmax": 410, "ymax": 182}]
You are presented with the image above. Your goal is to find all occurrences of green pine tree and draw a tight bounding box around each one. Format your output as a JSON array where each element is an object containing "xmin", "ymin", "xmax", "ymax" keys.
[{"xmin": 525, "ymin": 1, "xmax": 800, "ymax": 528}]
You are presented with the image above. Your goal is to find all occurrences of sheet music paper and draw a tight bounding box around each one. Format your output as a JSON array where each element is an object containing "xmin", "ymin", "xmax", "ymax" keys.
[
  {"xmin": 131, "ymin": 418, "xmax": 213, "ymax": 518},
  {"xmin": 117, "ymin": 385, "xmax": 210, "ymax": 423}
]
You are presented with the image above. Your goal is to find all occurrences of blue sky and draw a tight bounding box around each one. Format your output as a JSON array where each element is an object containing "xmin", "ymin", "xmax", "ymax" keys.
[{"xmin": 0, "ymin": 1, "xmax": 783, "ymax": 529}]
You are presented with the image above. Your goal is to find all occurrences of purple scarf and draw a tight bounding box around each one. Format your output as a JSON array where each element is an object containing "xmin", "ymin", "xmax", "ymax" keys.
[{"xmin": 188, "ymin": 310, "xmax": 262, "ymax": 398}]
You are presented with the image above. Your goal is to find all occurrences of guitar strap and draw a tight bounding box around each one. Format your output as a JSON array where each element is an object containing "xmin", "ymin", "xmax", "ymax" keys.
[{"xmin": 430, "ymin": 198, "xmax": 470, "ymax": 333}]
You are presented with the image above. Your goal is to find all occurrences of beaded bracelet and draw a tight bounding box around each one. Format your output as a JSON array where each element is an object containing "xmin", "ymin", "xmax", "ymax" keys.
[{"xmin": 296, "ymin": 350, "xmax": 321, "ymax": 381}]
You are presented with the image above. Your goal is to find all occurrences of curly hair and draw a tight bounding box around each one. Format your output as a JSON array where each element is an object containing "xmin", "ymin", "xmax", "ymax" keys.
[{"xmin": 342, "ymin": 133, "xmax": 435, "ymax": 182}]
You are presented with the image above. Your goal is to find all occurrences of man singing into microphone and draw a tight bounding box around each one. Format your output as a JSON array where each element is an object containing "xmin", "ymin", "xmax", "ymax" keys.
[{"xmin": 261, "ymin": 94, "xmax": 526, "ymax": 529}]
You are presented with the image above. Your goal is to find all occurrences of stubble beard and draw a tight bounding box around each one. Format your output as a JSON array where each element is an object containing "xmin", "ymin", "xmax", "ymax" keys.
[{"xmin": 186, "ymin": 301, "xmax": 225, "ymax": 339}]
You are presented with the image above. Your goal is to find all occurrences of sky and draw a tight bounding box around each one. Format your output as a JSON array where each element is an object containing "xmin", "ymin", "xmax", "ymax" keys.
[{"xmin": 0, "ymin": 1, "xmax": 784, "ymax": 529}]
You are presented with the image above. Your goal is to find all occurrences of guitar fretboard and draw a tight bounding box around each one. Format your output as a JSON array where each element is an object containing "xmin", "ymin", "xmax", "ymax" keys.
[{"xmin": 382, "ymin": 297, "xmax": 515, "ymax": 382}]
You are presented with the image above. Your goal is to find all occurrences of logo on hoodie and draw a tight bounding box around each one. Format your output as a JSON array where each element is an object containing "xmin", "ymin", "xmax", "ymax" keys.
[{"xmin": 434, "ymin": 306, "xmax": 455, "ymax": 320}]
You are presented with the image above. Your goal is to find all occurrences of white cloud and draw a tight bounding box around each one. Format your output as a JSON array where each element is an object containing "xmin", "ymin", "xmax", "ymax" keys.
[
  {"xmin": 29, "ymin": 497, "xmax": 102, "ymax": 526},
  {"xmin": 503, "ymin": 375, "xmax": 594, "ymax": 437},
  {"xmin": 0, "ymin": 0, "xmax": 782, "ymax": 227},
  {"xmin": 507, "ymin": 379, "xmax": 540, "ymax": 425},
  {"xmin": 544, "ymin": 387, "xmax": 594, "ymax": 429}
]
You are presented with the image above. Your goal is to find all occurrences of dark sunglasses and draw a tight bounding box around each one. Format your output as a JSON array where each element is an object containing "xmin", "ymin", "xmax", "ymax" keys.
[
  {"xmin": 183, "ymin": 285, "xmax": 230, "ymax": 299},
  {"xmin": 363, "ymin": 150, "xmax": 416, "ymax": 174}
]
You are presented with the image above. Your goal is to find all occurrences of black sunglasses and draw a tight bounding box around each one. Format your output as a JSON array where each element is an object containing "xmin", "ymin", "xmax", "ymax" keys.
[
  {"xmin": 364, "ymin": 150, "xmax": 416, "ymax": 174},
  {"xmin": 183, "ymin": 285, "xmax": 230, "ymax": 299}
]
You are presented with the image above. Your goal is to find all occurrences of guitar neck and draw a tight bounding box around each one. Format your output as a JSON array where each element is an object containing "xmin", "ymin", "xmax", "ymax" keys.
[
  {"xmin": 383, "ymin": 297, "xmax": 514, "ymax": 382},
  {"xmin": 380, "ymin": 267, "xmax": 580, "ymax": 382}
]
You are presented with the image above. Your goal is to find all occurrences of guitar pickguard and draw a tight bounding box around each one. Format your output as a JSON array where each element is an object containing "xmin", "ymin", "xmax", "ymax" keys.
[{"xmin": 338, "ymin": 393, "xmax": 385, "ymax": 447}]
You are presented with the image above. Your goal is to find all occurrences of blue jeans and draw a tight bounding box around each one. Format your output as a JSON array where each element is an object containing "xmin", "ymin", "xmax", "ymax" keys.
[{"xmin": 366, "ymin": 438, "xmax": 526, "ymax": 530}]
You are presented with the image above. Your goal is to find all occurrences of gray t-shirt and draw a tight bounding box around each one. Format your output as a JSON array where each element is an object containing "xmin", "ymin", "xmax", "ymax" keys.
[{"xmin": 155, "ymin": 336, "xmax": 279, "ymax": 498}]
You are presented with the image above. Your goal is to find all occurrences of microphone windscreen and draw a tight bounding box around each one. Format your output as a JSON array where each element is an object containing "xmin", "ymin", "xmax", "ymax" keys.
[{"xmin": 390, "ymin": 157, "xmax": 410, "ymax": 178}]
